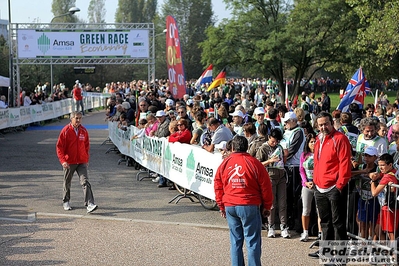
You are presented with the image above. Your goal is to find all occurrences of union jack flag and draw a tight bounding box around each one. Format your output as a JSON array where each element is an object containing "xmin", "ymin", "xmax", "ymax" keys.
[{"xmin": 336, "ymin": 67, "xmax": 370, "ymax": 112}]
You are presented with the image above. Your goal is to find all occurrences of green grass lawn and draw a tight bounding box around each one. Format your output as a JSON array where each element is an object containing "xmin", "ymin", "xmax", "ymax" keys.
[{"xmin": 312, "ymin": 91, "xmax": 398, "ymax": 111}]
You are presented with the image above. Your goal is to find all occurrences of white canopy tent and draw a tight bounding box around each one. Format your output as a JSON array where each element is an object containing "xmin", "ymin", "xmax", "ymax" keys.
[{"xmin": 0, "ymin": 75, "xmax": 10, "ymax": 87}]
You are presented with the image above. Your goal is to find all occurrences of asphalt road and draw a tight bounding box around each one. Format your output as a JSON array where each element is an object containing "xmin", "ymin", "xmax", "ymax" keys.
[{"xmin": 0, "ymin": 110, "xmax": 323, "ymax": 266}]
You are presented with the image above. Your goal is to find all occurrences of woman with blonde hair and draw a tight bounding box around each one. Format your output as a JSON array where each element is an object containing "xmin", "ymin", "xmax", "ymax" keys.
[{"xmin": 294, "ymin": 107, "xmax": 305, "ymax": 124}]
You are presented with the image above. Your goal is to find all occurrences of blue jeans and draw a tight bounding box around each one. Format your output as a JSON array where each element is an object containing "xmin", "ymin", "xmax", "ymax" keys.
[
  {"xmin": 158, "ymin": 175, "xmax": 166, "ymax": 186},
  {"xmin": 225, "ymin": 205, "xmax": 262, "ymax": 266},
  {"xmin": 76, "ymin": 100, "xmax": 84, "ymax": 115}
]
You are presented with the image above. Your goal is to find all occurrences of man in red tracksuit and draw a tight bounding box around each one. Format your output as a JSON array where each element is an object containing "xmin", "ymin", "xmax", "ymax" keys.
[
  {"xmin": 56, "ymin": 111, "xmax": 97, "ymax": 213},
  {"xmin": 214, "ymin": 135, "xmax": 273, "ymax": 266},
  {"xmin": 313, "ymin": 111, "xmax": 352, "ymax": 242}
]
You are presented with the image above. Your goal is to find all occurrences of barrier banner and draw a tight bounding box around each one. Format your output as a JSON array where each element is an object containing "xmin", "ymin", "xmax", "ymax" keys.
[
  {"xmin": 0, "ymin": 109, "xmax": 9, "ymax": 128},
  {"xmin": 42, "ymin": 104, "xmax": 55, "ymax": 120},
  {"xmin": 8, "ymin": 108, "xmax": 21, "ymax": 127},
  {"xmin": 108, "ymin": 121, "xmax": 130, "ymax": 155},
  {"xmin": 108, "ymin": 121, "xmax": 223, "ymax": 200},
  {"xmin": 0, "ymin": 96, "xmax": 105, "ymax": 130},
  {"xmin": 20, "ymin": 106, "xmax": 32, "ymax": 125}
]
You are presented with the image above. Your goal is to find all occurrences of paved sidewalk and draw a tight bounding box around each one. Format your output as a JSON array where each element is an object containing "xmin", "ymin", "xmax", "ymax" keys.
[{"xmin": 0, "ymin": 110, "xmax": 322, "ymax": 266}]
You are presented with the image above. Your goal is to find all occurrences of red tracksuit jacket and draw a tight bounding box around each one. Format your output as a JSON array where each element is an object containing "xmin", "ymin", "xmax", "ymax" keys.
[{"xmin": 56, "ymin": 123, "xmax": 90, "ymax": 165}]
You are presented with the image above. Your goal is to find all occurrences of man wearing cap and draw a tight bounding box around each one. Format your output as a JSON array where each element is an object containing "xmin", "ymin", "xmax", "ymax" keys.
[
  {"xmin": 235, "ymin": 105, "xmax": 253, "ymax": 124},
  {"xmin": 227, "ymin": 110, "xmax": 245, "ymax": 136},
  {"xmin": 280, "ymin": 111, "xmax": 306, "ymax": 230},
  {"xmin": 154, "ymin": 110, "xmax": 170, "ymax": 139},
  {"xmin": 350, "ymin": 146, "xmax": 379, "ymax": 240},
  {"xmin": 153, "ymin": 110, "xmax": 171, "ymax": 186},
  {"xmin": 164, "ymin": 99, "xmax": 175, "ymax": 112},
  {"xmin": 253, "ymin": 107, "xmax": 266, "ymax": 130},
  {"xmin": 186, "ymin": 99, "xmax": 194, "ymax": 119}
]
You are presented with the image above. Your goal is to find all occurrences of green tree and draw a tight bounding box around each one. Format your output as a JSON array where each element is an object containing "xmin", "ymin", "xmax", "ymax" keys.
[
  {"xmin": 201, "ymin": 0, "xmax": 359, "ymax": 100},
  {"xmin": 200, "ymin": 0, "xmax": 290, "ymax": 96},
  {"xmin": 0, "ymin": 35, "xmax": 9, "ymax": 78},
  {"xmin": 88, "ymin": 0, "xmax": 106, "ymax": 24},
  {"xmin": 144, "ymin": 0, "xmax": 158, "ymax": 23},
  {"xmin": 115, "ymin": 0, "xmax": 159, "ymax": 80},
  {"xmin": 115, "ymin": 0, "xmax": 149, "ymax": 23},
  {"xmin": 283, "ymin": 0, "xmax": 357, "ymax": 96},
  {"xmin": 51, "ymin": 0, "xmax": 79, "ymax": 23},
  {"xmin": 347, "ymin": 0, "xmax": 399, "ymax": 80},
  {"xmin": 161, "ymin": 0, "xmax": 214, "ymax": 79}
]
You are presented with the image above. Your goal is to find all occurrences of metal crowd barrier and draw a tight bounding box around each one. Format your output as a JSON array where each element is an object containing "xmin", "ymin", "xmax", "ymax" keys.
[{"xmin": 345, "ymin": 176, "xmax": 399, "ymax": 259}]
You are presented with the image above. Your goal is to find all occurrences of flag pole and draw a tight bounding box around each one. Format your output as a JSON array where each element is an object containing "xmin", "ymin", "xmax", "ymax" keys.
[{"xmin": 285, "ymin": 82, "xmax": 289, "ymax": 110}]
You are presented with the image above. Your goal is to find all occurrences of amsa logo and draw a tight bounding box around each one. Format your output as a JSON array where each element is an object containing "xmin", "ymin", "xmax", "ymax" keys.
[{"xmin": 53, "ymin": 40, "xmax": 75, "ymax": 46}]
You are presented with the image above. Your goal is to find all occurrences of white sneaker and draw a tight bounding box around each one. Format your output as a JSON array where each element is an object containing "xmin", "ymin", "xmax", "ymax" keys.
[
  {"xmin": 152, "ymin": 176, "xmax": 160, "ymax": 183},
  {"xmin": 87, "ymin": 203, "xmax": 98, "ymax": 213},
  {"xmin": 280, "ymin": 225, "xmax": 291, "ymax": 238},
  {"xmin": 63, "ymin": 201, "xmax": 72, "ymax": 211},
  {"xmin": 300, "ymin": 232, "xmax": 309, "ymax": 242},
  {"xmin": 261, "ymin": 223, "xmax": 268, "ymax": 230},
  {"xmin": 267, "ymin": 226, "xmax": 275, "ymax": 238}
]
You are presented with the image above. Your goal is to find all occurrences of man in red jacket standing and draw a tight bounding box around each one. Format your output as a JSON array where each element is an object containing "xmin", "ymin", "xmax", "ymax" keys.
[
  {"xmin": 56, "ymin": 111, "xmax": 97, "ymax": 213},
  {"xmin": 214, "ymin": 135, "xmax": 273, "ymax": 266},
  {"xmin": 73, "ymin": 83, "xmax": 85, "ymax": 116},
  {"xmin": 314, "ymin": 111, "xmax": 351, "ymax": 242}
]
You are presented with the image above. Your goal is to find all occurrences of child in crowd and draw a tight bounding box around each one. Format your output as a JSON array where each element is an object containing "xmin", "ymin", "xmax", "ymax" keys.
[
  {"xmin": 351, "ymin": 146, "xmax": 379, "ymax": 240},
  {"xmin": 145, "ymin": 113, "xmax": 159, "ymax": 137},
  {"xmin": 370, "ymin": 153, "xmax": 399, "ymax": 241},
  {"xmin": 131, "ymin": 119, "xmax": 147, "ymax": 140},
  {"xmin": 117, "ymin": 113, "xmax": 129, "ymax": 131},
  {"xmin": 255, "ymin": 128, "xmax": 288, "ymax": 238},
  {"xmin": 299, "ymin": 132, "xmax": 320, "ymax": 242}
]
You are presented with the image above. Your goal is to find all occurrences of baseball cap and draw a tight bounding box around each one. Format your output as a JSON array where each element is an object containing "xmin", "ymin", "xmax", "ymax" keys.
[
  {"xmin": 281, "ymin": 112, "xmax": 297, "ymax": 122},
  {"xmin": 122, "ymin": 102, "xmax": 130, "ymax": 110},
  {"xmin": 186, "ymin": 99, "xmax": 194, "ymax": 106},
  {"xmin": 254, "ymin": 107, "xmax": 265, "ymax": 115},
  {"xmin": 165, "ymin": 99, "xmax": 174, "ymax": 106},
  {"xmin": 229, "ymin": 110, "xmax": 245, "ymax": 118},
  {"xmin": 215, "ymin": 141, "xmax": 227, "ymax": 150},
  {"xmin": 364, "ymin": 146, "xmax": 378, "ymax": 157},
  {"xmin": 155, "ymin": 110, "xmax": 167, "ymax": 117}
]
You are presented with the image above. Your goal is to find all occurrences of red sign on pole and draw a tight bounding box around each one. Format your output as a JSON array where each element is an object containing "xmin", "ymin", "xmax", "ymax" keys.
[{"xmin": 166, "ymin": 16, "xmax": 186, "ymax": 100}]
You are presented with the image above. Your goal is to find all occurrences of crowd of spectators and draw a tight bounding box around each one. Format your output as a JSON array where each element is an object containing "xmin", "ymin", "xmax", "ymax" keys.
[
  {"xmin": 102, "ymin": 77, "xmax": 399, "ymax": 261},
  {"xmin": 6, "ymin": 74, "xmax": 399, "ymax": 256}
]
